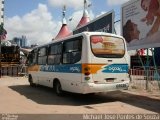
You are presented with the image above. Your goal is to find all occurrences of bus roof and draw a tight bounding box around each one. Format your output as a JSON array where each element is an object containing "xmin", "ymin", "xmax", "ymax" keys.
[{"xmin": 32, "ymin": 32, "xmax": 124, "ymax": 50}]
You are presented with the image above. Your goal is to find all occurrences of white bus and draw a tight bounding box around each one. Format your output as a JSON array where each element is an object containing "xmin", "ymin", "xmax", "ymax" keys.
[{"xmin": 27, "ymin": 32, "xmax": 130, "ymax": 95}]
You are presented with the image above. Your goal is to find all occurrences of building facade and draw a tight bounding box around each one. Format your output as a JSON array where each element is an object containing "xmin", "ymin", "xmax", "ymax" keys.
[
  {"xmin": 12, "ymin": 36, "xmax": 28, "ymax": 48},
  {"xmin": 0, "ymin": 0, "xmax": 4, "ymax": 25}
]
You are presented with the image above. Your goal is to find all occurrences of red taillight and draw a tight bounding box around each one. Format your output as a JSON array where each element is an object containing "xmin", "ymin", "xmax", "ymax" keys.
[
  {"xmin": 85, "ymin": 72, "xmax": 90, "ymax": 76},
  {"xmin": 83, "ymin": 65, "xmax": 91, "ymax": 76}
]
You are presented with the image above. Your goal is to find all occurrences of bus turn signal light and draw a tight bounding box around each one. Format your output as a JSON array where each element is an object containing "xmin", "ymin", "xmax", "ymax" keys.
[{"xmin": 84, "ymin": 67, "xmax": 90, "ymax": 71}]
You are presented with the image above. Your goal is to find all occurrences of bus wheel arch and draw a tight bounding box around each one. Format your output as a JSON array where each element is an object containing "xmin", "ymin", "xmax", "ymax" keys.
[{"xmin": 53, "ymin": 79, "xmax": 63, "ymax": 96}]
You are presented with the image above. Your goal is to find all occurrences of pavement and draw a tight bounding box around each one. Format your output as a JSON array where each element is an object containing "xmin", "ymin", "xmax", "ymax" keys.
[{"xmin": 0, "ymin": 76, "xmax": 159, "ymax": 115}]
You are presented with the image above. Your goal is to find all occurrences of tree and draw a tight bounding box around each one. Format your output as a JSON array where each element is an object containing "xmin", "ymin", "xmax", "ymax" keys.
[{"xmin": 0, "ymin": 23, "xmax": 7, "ymax": 41}]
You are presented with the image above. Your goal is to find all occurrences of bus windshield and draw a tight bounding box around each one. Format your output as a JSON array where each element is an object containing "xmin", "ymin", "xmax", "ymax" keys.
[{"xmin": 90, "ymin": 35, "xmax": 125, "ymax": 58}]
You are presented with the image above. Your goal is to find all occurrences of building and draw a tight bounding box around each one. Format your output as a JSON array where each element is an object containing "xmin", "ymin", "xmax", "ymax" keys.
[
  {"xmin": 12, "ymin": 36, "xmax": 28, "ymax": 48},
  {"xmin": 0, "ymin": 0, "xmax": 4, "ymax": 25},
  {"xmin": 76, "ymin": 0, "xmax": 90, "ymax": 28},
  {"xmin": 54, "ymin": 6, "xmax": 70, "ymax": 40}
]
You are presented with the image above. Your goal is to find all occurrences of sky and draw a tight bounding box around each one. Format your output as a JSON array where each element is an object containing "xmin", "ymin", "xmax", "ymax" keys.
[{"xmin": 4, "ymin": 0, "xmax": 129, "ymax": 45}]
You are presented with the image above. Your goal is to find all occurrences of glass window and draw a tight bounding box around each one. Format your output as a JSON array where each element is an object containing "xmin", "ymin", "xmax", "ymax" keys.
[
  {"xmin": 32, "ymin": 54, "xmax": 37, "ymax": 64},
  {"xmin": 38, "ymin": 47, "xmax": 47, "ymax": 65},
  {"xmin": 63, "ymin": 38, "xmax": 82, "ymax": 64},
  {"xmin": 48, "ymin": 55, "xmax": 61, "ymax": 65},
  {"xmin": 49, "ymin": 43, "xmax": 62, "ymax": 55},
  {"xmin": 27, "ymin": 49, "xmax": 38, "ymax": 65},
  {"xmin": 48, "ymin": 43, "xmax": 62, "ymax": 65},
  {"xmin": 64, "ymin": 39, "xmax": 82, "ymax": 53},
  {"xmin": 91, "ymin": 35, "xmax": 125, "ymax": 58},
  {"xmin": 38, "ymin": 56, "xmax": 47, "ymax": 65},
  {"xmin": 38, "ymin": 47, "xmax": 47, "ymax": 56}
]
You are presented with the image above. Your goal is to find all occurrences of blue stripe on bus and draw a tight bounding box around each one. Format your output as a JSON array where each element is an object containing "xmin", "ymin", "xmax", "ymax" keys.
[
  {"xmin": 102, "ymin": 64, "xmax": 128, "ymax": 73},
  {"xmin": 40, "ymin": 64, "xmax": 129, "ymax": 74},
  {"xmin": 40, "ymin": 64, "xmax": 82, "ymax": 73}
]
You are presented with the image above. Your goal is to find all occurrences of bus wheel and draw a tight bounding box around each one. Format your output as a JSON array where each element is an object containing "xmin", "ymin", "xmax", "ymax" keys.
[
  {"xmin": 54, "ymin": 81, "xmax": 63, "ymax": 96},
  {"xmin": 28, "ymin": 75, "xmax": 35, "ymax": 87}
]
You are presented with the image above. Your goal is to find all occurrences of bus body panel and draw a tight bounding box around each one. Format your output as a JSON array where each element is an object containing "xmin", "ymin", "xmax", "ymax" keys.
[
  {"xmin": 37, "ymin": 64, "xmax": 82, "ymax": 92},
  {"xmin": 27, "ymin": 32, "xmax": 130, "ymax": 94},
  {"xmin": 80, "ymin": 33, "xmax": 130, "ymax": 92},
  {"xmin": 90, "ymin": 57, "xmax": 129, "ymax": 84}
]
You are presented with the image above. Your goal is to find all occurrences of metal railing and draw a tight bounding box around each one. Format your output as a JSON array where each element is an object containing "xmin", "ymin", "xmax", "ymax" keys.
[
  {"xmin": 0, "ymin": 65, "xmax": 28, "ymax": 77},
  {"xmin": 130, "ymin": 68, "xmax": 160, "ymax": 91}
]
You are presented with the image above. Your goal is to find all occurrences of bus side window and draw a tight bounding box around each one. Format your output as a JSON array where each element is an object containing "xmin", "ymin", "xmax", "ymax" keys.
[
  {"xmin": 27, "ymin": 53, "xmax": 33, "ymax": 65},
  {"xmin": 33, "ymin": 52, "xmax": 37, "ymax": 65},
  {"xmin": 48, "ymin": 43, "xmax": 62, "ymax": 65},
  {"xmin": 63, "ymin": 38, "xmax": 82, "ymax": 64},
  {"xmin": 38, "ymin": 47, "xmax": 47, "ymax": 65}
]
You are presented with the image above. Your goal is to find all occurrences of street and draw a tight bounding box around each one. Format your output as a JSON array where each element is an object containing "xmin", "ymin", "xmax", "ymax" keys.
[{"xmin": 0, "ymin": 76, "xmax": 159, "ymax": 115}]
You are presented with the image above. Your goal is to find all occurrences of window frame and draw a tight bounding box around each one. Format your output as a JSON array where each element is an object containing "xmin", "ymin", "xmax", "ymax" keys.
[
  {"xmin": 90, "ymin": 35, "xmax": 125, "ymax": 58},
  {"xmin": 48, "ymin": 42, "xmax": 62, "ymax": 65},
  {"xmin": 38, "ymin": 47, "xmax": 48, "ymax": 65},
  {"xmin": 62, "ymin": 36, "xmax": 83, "ymax": 64}
]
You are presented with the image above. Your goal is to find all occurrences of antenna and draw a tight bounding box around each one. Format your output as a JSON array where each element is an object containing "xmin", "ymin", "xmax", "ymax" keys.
[
  {"xmin": 62, "ymin": 5, "xmax": 67, "ymax": 24},
  {"xmin": 62, "ymin": 5, "xmax": 66, "ymax": 18}
]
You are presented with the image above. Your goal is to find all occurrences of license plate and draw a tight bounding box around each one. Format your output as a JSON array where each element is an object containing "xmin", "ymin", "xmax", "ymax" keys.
[
  {"xmin": 116, "ymin": 84, "xmax": 126, "ymax": 88},
  {"xmin": 106, "ymin": 79, "xmax": 114, "ymax": 82}
]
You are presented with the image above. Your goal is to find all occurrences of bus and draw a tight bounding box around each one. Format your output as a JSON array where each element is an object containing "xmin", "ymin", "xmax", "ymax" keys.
[{"xmin": 27, "ymin": 32, "xmax": 130, "ymax": 95}]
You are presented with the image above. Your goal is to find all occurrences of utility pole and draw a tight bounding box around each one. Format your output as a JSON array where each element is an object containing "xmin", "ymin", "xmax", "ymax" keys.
[
  {"xmin": 0, "ymin": 23, "xmax": 2, "ymax": 78},
  {"xmin": 0, "ymin": 0, "xmax": 5, "ymax": 78},
  {"xmin": 0, "ymin": 23, "xmax": 7, "ymax": 78}
]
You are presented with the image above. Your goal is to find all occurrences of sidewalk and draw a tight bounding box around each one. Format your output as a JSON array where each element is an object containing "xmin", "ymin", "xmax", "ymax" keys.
[
  {"xmin": 0, "ymin": 76, "xmax": 28, "ymax": 86},
  {"xmin": 128, "ymin": 83, "xmax": 160, "ymax": 100}
]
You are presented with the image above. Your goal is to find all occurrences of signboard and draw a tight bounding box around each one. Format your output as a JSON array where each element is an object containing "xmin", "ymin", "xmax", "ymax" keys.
[
  {"xmin": 73, "ymin": 11, "xmax": 114, "ymax": 34},
  {"xmin": 122, "ymin": 0, "xmax": 160, "ymax": 50}
]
